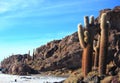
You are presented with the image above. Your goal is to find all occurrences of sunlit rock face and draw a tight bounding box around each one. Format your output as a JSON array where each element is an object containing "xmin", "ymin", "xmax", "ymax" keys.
[{"xmin": 35, "ymin": 32, "xmax": 82, "ymax": 71}]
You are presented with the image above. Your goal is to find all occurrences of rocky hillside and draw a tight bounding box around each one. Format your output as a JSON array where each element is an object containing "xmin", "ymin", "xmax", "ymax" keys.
[
  {"xmin": 1, "ymin": 6, "xmax": 120, "ymax": 77},
  {"xmin": 33, "ymin": 32, "xmax": 82, "ymax": 71},
  {"xmin": 1, "ymin": 32, "xmax": 82, "ymax": 75}
]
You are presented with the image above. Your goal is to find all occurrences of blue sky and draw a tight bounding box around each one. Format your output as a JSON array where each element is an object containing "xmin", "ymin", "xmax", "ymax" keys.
[{"xmin": 0, "ymin": 0, "xmax": 120, "ymax": 61}]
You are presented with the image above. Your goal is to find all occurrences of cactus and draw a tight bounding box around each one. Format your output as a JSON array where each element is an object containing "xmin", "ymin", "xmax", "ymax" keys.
[
  {"xmin": 93, "ymin": 35, "xmax": 100, "ymax": 69},
  {"xmin": 98, "ymin": 13, "xmax": 109, "ymax": 76},
  {"xmin": 116, "ymin": 39, "xmax": 120, "ymax": 51},
  {"xmin": 33, "ymin": 49, "xmax": 35, "ymax": 60},
  {"xmin": 28, "ymin": 50, "xmax": 30, "ymax": 55},
  {"xmin": 78, "ymin": 16, "xmax": 95, "ymax": 77}
]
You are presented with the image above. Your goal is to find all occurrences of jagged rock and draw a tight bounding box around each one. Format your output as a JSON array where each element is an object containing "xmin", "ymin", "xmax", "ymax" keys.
[
  {"xmin": 114, "ymin": 50, "xmax": 120, "ymax": 68},
  {"xmin": 111, "ymin": 76, "xmax": 120, "ymax": 83},
  {"xmin": 84, "ymin": 75, "xmax": 101, "ymax": 83},
  {"xmin": 45, "ymin": 45, "xmax": 58, "ymax": 58},
  {"xmin": 36, "ymin": 32, "xmax": 82, "ymax": 71},
  {"xmin": 108, "ymin": 66, "xmax": 117, "ymax": 76},
  {"xmin": 0, "ymin": 54, "xmax": 38, "ymax": 75},
  {"xmin": 11, "ymin": 63, "xmax": 32, "ymax": 75}
]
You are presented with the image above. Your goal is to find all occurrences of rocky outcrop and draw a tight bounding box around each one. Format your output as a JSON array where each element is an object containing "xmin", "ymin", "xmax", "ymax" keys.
[
  {"xmin": 1, "ymin": 54, "xmax": 38, "ymax": 75},
  {"xmin": 10, "ymin": 63, "xmax": 36, "ymax": 75}
]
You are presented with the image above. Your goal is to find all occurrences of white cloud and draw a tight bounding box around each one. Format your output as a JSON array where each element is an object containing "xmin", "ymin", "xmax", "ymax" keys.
[
  {"xmin": 0, "ymin": 0, "xmax": 99, "ymax": 18},
  {"xmin": 0, "ymin": 0, "xmax": 45, "ymax": 31},
  {"xmin": 0, "ymin": 0, "xmax": 101, "ymax": 31},
  {"xmin": 0, "ymin": 0, "xmax": 44, "ymax": 14},
  {"xmin": 0, "ymin": 1, "xmax": 11, "ymax": 13}
]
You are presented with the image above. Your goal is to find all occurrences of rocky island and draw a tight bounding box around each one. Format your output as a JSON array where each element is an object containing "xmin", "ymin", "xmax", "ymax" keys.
[{"xmin": 1, "ymin": 6, "xmax": 120, "ymax": 83}]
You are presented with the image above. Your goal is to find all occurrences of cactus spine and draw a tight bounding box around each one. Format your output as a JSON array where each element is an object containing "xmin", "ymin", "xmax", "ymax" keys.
[
  {"xmin": 99, "ymin": 13, "xmax": 109, "ymax": 76},
  {"xmin": 78, "ymin": 16, "xmax": 95, "ymax": 77}
]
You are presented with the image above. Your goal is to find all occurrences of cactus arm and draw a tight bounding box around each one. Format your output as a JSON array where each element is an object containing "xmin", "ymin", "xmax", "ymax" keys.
[
  {"xmin": 96, "ymin": 35, "xmax": 100, "ymax": 48},
  {"xmin": 84, "ymin": 31, "xmax": 90, "ymax": 43},
  {"xmin": 78, "ymin": 24, "xmax": 86, "ymax": 48},
  {"xmin": 94, "ymin": 46, "xmax": 99, "ymax": 68},
  {"xmin": 84, "ymin": 16, "xmax": 89, "ymax": 29},
  {"xmin": 90, "ymin": 15, "xmax": 94, "ymax": 25},
  {"xmin": 93, "ymin": 35, "xmax": 100, "ymax": 69}
]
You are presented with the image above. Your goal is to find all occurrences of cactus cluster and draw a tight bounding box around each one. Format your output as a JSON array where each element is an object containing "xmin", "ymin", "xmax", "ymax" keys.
[
  {"xmin": 78, "ymin": 13, "xmax": 110, "ymax": 77},
  {"xmin": 78, "ymin": 16, "xmax": 95, "ymax": 77}
]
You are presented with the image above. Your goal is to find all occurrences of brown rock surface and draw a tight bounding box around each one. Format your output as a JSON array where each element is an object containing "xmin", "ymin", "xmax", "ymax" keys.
[
  {"xmin": 10, "ymin": 63, "xmax": 32, "ymax": 75},
  {"xmin": 1, "ymin": 54, "xmax": 38, "ymax": 75},
  {"xmin": 33, "ymin": 32, "xmax": 82, "ymax": 71}
]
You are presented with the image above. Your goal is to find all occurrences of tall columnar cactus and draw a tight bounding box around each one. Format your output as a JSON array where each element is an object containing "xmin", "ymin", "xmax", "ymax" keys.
[
  {"xmin": 99, "ymin": 13, "xmax": 109, "ymax": 76},
  {"xmin": 27, "ymin": 50, "xmax": 31, "ymax": 60},
  {"xmin": 33, "ymin": 49, "xmax": 35, "ymax": 60},
  {"xmin": 78, "ymin": 16, "xmax": 95, "ymax": 77},
  {"xmin": 28, "ymin": 50, "xmax": 30, "ymax": 55},
  {"xmin": 93, "ymin": 35, "xmax": 100, "ymax": 69}
]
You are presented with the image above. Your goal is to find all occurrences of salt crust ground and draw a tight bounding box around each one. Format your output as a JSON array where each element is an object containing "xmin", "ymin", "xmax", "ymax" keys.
[{"xmin": 0, "ymin": 73, "xmax": 66, "ymax": 83}]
